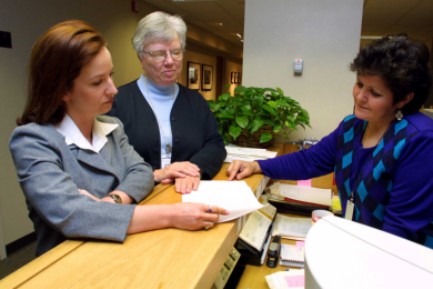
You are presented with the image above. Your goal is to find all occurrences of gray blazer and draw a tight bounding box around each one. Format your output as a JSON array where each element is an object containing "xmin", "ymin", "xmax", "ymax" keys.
[{"xmin": 9, "ymin": 115, "xmax": 154, "ymax": 256}]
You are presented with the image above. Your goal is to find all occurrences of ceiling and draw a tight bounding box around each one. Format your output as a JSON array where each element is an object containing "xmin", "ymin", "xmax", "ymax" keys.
[
  {"xmin": 362, "ymin": 0, "xmax": 433, "ymax": 41},
  {"xmin": 140, "ymin": 0, "xmax": 433, "ymax": 48}
]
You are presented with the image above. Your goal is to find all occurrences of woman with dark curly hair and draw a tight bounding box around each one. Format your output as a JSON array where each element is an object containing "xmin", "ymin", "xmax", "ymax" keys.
[{"xmin": 227, "ymin": 35, "xmax": 433, "ymax": 248}]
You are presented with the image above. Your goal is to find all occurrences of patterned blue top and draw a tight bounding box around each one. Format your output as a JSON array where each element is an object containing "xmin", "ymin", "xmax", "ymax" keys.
[{"xmin": 258, "ymin": 112, "xmax": 433, "ymax": 248}]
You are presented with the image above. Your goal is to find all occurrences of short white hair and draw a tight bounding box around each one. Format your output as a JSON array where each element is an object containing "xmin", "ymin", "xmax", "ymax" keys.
[{"xmin": 132, "ymin": 11, "xmax": 187, "ymax": 56}]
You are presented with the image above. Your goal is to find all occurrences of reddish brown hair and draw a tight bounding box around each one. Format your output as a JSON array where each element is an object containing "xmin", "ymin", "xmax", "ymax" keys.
[{"xmin": 17, "ymin": 20, "xmax": 106, "ymax": 125}]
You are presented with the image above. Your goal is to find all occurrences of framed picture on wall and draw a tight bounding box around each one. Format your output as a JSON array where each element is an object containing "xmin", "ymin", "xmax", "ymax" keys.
[
  {"xmin": 187, "ymin": 62, "xmax": 201, "ymax": 90},
  {"xmin": 230, "ymin": 71, "xmax": 236, "ymax": 84},
  {"xmin": 202, "ymin": 64, "xmax": 213, "ymax": 91},
  {"xmin": 231, "ymin": 71, "xmax": 242, "ymax": 84}
]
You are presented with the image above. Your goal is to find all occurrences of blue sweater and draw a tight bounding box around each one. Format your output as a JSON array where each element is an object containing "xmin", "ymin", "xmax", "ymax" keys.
[
  {"xmin": 137, "ymin": 76, "xmax": 178, "ymax": 160},
  {"xmin": 258, "ymin": 112, "xmax": 433, "ymax": 248}
]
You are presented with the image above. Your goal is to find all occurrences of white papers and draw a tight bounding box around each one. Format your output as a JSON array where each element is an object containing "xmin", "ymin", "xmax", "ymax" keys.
[
  {"xmin": 224, "ymin": 145, "xmax": 277, "ymax": 162},
  {"xmin": 182, "ymin": 181, "xmax": 263, "ymax": 222},
  {"xmin": 268, "ymin": 182, "xmax": 332, "ymax": 207},
  {"xmin": 265, "ymin": 269, "xmax": 305, "ymax": 289},
  {"xmin": 272, "ymin": 214, "xmax": 312, "ymax": 240}
]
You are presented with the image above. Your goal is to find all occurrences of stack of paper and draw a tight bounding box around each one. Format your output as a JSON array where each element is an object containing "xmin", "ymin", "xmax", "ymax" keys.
[
  {"xmin": 267, "ymin": 182, "xmax": 332, "ymax": 215},
  {"xmin": 224, "ymin": 145, "xmax": 277, "ymax": 162},
  {"xmin": 182, "ymin": 180, "xmax": 263, "ymax": 222},
  {"xmin": 272, "ymin": 214, "xmax": 312, "ymax": 240},
  {"xmin": 265, "ymin": 269, "xmax": 305, "ymax": 289}
]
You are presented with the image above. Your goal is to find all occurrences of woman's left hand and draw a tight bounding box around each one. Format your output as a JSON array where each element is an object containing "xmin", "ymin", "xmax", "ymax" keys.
[
  {"xmin": 154, "ymin": 161, "xmax": 200, "ymax": 182},
  {"xmin": 175, "ymin": 176, "xmax": 200, "ymax": 194}
]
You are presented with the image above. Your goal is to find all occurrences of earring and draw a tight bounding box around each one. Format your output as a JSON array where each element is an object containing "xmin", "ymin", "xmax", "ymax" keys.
[{"xmin": 395, "ymin": 110, "xmax": 403, "ymax": 121}]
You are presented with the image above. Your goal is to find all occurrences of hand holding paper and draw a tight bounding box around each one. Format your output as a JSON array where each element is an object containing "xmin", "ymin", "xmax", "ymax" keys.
[{"xmin": 182, "ymin": 181, "xmax": 263, "ymax": 222}]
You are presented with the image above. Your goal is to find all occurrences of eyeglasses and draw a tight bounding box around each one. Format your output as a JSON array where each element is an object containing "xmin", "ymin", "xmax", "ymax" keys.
[{"xmin": 141, "ymin": 48, "xmax": 184, "ymax": 62}]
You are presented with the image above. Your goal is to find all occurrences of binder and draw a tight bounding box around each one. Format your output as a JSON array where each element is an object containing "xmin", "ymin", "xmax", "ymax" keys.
[
  {"xmin": 280, "ymin": 242, "xmax": 305, "ymax": 268},
  {"xmin": 236, "ymin": 203, "xmax": 277, "ymax": 266},
  {"xmin": 268, "ymin": 198, "xmax": 321, "ymax": 216},
  {"xmin": 236, "ymin": 225, "xmax": 273, "ymax": 266},
  {"xmin": 280, "ymin": 258, "xmax": 304, "ymax": 268}
]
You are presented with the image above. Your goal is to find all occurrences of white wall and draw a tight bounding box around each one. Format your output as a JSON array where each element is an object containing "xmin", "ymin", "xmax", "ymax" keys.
[{"xmin": 243, "ymin": 0, "xmax": 363, "ymax": 140}]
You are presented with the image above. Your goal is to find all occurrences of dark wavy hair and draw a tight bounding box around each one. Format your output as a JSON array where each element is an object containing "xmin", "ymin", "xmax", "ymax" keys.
[
  {"xmin": 350, "ymin": 35, "xmax": 432, "ymax": 114},
  {"xmin": 17, "ymin": 20, "xmax": 106, "ymax": 125}
]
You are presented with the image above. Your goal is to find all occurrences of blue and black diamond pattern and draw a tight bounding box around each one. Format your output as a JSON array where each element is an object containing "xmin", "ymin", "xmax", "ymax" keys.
[{"xmin": 335, "ymin": 115, "xmax": 408, "ymax": 227}]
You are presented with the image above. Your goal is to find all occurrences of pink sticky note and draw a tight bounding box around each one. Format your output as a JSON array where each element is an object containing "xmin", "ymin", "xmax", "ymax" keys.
[
  {"xmin": 284, "ymin": 275, "xmax": 305, "ymax": 287},
  {"xmin": 297, "ymin": 179, "xmax": 312, "ymax": 186},
  {"xmin": 295, "ymin": 241, "xmax": 305, "ymax": 248}
]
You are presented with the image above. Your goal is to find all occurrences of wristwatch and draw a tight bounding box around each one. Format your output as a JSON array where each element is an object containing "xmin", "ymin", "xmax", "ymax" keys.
[{"xmin": 109, "ymin": 194, "xmax": 122, "ymax": 204}]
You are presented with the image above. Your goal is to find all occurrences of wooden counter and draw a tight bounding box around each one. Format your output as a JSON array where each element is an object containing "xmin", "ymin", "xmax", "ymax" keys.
[{"xmin": 0, "ymin": 160, "xmax": 274, "ymax": 289}]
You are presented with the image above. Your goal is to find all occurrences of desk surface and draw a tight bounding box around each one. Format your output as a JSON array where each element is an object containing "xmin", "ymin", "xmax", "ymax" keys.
[
  {"xmin": 236, "ymin": 145, "xmax": 335, "ymax": 289},
  {"xmin": 0, "ymin": 146, "xmax": 280, "ymax": 289}
]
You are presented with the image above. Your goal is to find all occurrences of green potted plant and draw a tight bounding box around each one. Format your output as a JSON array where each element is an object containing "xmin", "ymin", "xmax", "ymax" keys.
[{"xmin": 208, "ymin": 86, "xmax": 310, "ymax": 147}]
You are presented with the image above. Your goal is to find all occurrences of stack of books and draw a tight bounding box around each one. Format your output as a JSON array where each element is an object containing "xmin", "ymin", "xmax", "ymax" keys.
[{"xmin": 266, "ymin": 182, "xmax": 332, "ymax": 215}]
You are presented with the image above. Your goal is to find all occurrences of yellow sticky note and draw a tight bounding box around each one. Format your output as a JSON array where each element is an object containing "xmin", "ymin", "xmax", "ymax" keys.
[{"xmin": 332, "ymin": 196, "xmax": 342, "ymax": 215}]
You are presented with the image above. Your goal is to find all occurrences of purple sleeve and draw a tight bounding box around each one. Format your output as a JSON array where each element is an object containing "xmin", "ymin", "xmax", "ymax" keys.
[
  {"xmin": 382, "ymin": 130, "xmax": 433, "ymax": 241},
  {"xmin": 257, "ymin": 127, "xmax": 340, "ymax": 180}
]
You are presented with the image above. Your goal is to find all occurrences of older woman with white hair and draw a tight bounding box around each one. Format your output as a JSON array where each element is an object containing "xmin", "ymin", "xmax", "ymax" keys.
[{"xmin": 109, "ymin": 11, "xmax": 226, "ymax": 194}]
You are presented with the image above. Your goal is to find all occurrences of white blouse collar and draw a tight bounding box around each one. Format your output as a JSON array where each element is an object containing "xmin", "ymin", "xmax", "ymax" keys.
[{"xmin": 55, "ymin": 114, "xmax": 118, "ymax": 153}]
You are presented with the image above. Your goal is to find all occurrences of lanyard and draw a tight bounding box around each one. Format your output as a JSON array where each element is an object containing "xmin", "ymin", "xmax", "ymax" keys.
[{"xmin": 141, "ymin": 81, "xmax": 177, "ymax": 157}]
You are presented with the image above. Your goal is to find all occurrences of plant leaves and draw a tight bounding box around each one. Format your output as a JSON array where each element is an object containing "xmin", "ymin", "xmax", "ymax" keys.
[
  {"xmin": 229, "ymin": 125, "xmax": 242, "ymax": 140},
  {"xmin": 235, "ymin": 116, "xmax": 249, "ymax": 128},
  {"xmin": 217, "ymin": 110, "xmax": 235, "ymax": 119},
  {"xmin": 251, "ymin": 118, "xmax": 264, "ymax": 133},
  {"xmin": 209, "ymin": 85, "xmax": 311, "ymax": 144},
  {"xmin": 259, "ymin": 132, "xmax": 273, "ymax": 143},
  {"xmin": 219, "ymin": 93, "xmax": 231, "ymax": 101},
  {"xmin": 262, "ymin": 103, "xmax": 277, "ymax": 116}
]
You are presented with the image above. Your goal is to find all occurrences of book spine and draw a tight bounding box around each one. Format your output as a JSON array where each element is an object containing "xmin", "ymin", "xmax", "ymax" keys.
[{"xmin": 280, "ymin": 260, "xmax": 305, "ymax": 268}]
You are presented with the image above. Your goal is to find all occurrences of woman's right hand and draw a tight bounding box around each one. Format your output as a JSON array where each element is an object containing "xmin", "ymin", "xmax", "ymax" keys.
[
  {"xmin": 226, "ymin": 160, "xmax": 261, "ymax": 180},
  {"xmin": 128, "ymin": 203, "xmax": 229, "ymax": 233},
  {"xmin": 169, "ymin": 203, "xmax": 229, "ymax": 230}
]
